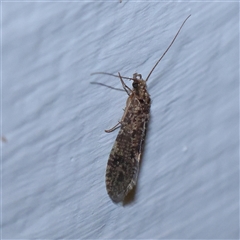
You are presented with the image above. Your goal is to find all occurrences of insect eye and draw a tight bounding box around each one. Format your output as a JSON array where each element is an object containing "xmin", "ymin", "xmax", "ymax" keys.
[
  {"xmin": 132, "ymin": 82, "xmax": 138, "ymax": 89},
  {"xmin": 133, "ymin": 73, "xmax": 142, "ymax": 80}
]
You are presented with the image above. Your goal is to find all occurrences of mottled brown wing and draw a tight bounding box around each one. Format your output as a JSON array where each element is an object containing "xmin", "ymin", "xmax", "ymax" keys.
[{"xmin": 105, "ymin": 97, "xmax": 150, "ymax": 203}]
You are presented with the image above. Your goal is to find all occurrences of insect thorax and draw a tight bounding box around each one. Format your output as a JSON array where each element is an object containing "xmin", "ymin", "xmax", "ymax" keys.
[{"xmin": 131, "ymin": 73, "xmax": 150, "ymax": 104}]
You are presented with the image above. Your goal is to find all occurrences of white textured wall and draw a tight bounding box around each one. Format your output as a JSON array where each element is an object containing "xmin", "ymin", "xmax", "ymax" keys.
[{"xmin": 2, "ymin": 2, "xmax": 238, "ymax": 239}]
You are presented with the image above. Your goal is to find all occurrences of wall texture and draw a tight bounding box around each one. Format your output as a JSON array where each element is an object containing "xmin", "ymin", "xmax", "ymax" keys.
[{"xmin": 2, "ymin": 1, "xmax": 239, "ymax": 239}]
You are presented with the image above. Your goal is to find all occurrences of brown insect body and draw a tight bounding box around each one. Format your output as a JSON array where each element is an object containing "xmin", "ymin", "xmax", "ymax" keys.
[
  {"xmin": 92, "ymin": 15, "xmax": 191, "ymax": 203},
  {"xmin": 106, "ymin": 74, "xmax": 151, "ymax": 202}
]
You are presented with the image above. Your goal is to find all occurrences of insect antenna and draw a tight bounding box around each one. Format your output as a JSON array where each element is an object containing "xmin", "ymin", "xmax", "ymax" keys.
[
  {"xmin": 145, "ymin": 14, "xmax": 191, "ymax": 82},
  {"xmin": 91, "ymin": 72, "xmax": 135, "ymax": 81},
  {"xmin": 90, "ymin": 81, "xmax": 125, "ymax": 92}
]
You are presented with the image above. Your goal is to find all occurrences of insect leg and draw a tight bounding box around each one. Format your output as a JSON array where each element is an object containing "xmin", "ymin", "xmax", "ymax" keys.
[
  {"xmin": 118, "ymin": 72, "xmax": 132, "ymax": 96},
  {"xmin": 105, "ymin": 121, "xmax": 121, "ymax": 133}
]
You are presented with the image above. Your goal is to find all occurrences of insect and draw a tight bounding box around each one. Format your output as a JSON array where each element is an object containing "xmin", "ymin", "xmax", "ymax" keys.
[{"xmin": 92, "ymin": 15, "xmax": 191, "ymax": 203}]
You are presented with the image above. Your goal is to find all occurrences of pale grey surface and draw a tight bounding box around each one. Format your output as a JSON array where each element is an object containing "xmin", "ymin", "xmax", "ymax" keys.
[{"xmin": 2, "ymin": 2, "xmax": 239, "ymax": 239}]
